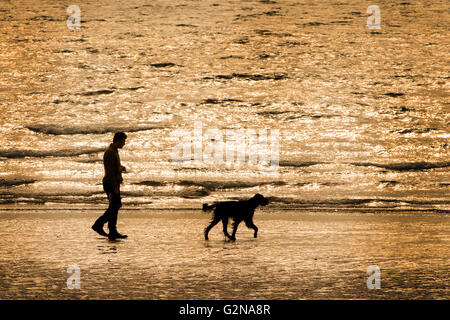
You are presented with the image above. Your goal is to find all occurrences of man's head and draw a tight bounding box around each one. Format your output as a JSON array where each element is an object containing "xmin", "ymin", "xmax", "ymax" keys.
[{"xmin": 113, "ymin": 132, "xmax": 127, "ymax": 148}]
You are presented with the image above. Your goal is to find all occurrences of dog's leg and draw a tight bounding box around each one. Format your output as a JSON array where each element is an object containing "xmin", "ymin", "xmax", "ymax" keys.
[
  {"xmin": 245, "ymin": 219, "xmax": 258, "ymax": 238},
  {"xmin": 230, "ymin": 219, "xmax": 242, "ymax": 241},
  {"xmin": 221, "ymin": 218, "xmax": 232, "ymax": 239},
  {"xmin": 204, "ymin": 217, "xmax": 220, "ymax": 240}
]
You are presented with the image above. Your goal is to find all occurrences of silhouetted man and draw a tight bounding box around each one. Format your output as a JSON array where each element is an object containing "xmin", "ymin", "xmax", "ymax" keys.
[{"xmin": 92, "ymin": 132, "xmax": 128, "ymax": 240}]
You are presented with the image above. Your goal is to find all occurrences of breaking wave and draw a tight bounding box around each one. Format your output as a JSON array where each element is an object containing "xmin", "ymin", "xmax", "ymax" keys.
[
  {"xmin": 26, "ymin": 123, "xmax": 167, "ymax": 135},
  {"xmin": 267, "ymin": 197, "xmax": 450, "ymax": 209},
  {"xmin": 0, "ymin": 178, "xmax": 36, "ymax": 187},
  {"xmin": 278, "ymin": 161, "xmax": 324, "ymax": 168},
  {"xmin": 0, "ymin": 147, "xmax": 104, "ymax": 159},
  {"xmin": 351, "ymin": 161, "xmax": 450, "ymax": 171}
]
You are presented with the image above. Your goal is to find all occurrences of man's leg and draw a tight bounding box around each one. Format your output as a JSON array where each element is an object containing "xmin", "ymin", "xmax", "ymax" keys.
[
  {"xmin": 107, "ymin": 192, "xmax": 121, "ymax": 234},
  {"xmin": 107, "ymin": 188, "xmax": 127, "ymax": 240},
  {"xmin": 92, "ymin": 182, "xmax": 115, "ymax": 237}
]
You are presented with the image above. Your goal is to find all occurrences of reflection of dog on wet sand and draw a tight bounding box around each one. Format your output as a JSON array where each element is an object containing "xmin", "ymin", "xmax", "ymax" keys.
[{"xmin": 202, "ymin": 194, "xmax": 269, "ymax": 241}]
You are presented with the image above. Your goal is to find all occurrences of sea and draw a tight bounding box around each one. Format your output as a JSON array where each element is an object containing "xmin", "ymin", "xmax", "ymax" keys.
[{"xmin": 0, "ymin": 0, "xmax": 449, "ymax": 212}]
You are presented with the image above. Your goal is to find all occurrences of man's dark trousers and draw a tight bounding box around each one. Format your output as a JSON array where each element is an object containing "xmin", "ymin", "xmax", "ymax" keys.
[{"xmin": 94, "ymin": 182, "xmax": 122, "ymax": 233}]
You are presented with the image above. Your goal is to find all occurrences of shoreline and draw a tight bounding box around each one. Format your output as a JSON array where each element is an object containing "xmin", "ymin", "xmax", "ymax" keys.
[{"xmin": 1, "ymin": 203, "xmax": 449, "ymax": 214}]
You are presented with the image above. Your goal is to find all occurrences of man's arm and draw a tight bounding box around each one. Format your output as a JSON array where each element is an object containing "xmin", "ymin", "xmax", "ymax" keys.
[{"xmin": 114, "ymin": 165, "xmax": 126, "ymax": 196}]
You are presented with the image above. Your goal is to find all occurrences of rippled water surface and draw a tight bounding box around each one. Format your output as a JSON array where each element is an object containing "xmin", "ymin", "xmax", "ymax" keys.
[{"xmin": 0, "ymin": 0, "xmax": 448, "ymax": 210}]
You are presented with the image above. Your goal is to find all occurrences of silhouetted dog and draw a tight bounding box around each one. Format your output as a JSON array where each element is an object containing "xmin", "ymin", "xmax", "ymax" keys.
[{"xmin": 202, "ymin": 193, "xmax": 269, "ymax": 241}]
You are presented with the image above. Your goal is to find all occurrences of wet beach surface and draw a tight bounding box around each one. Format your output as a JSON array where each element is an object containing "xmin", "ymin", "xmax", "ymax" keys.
[{"xmin": 0, "ymin": 209, "xmax": 448, "ymax": 299}]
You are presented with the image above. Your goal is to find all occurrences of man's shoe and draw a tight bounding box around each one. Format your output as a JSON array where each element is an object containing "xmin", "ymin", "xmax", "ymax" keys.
[
  {"xmin": 108, "ymin": 232, "xmax": 128, "ymax": 240},
  {"xmin": 92, "ymin": 224, "xmax": 108, "ymax": 237}
]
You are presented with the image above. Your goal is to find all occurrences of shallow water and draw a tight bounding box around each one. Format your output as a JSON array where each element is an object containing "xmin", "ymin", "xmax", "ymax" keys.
[
  {"xmin": 0, "ymin": 209, "xmax": 448, "ymax": 299},
  {"xmin": 0, "ymin": 0, "xmax": 449, "ymax": 210}
]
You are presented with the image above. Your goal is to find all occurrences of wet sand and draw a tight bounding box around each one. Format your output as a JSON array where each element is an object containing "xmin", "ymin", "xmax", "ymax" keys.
[{"xmin": 0, "ymin": 208, "xmax": 448, "ymax": 299}]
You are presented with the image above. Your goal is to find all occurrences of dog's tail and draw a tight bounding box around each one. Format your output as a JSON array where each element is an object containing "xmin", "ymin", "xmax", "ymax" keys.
[{"xmin": 202, "ymin": 203, "xmax": 216, "ymax": 211}]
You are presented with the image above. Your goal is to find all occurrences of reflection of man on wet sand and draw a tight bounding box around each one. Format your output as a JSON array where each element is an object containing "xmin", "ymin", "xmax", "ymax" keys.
[{"xmin": 92, "ymin": 132, "xmax": 128, "ymax": 240}]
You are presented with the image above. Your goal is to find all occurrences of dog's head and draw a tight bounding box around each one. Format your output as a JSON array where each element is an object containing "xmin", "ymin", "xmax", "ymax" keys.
[{"xmin": 252, "ymin": 193, "xmax": 269, "ymax": 206}]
